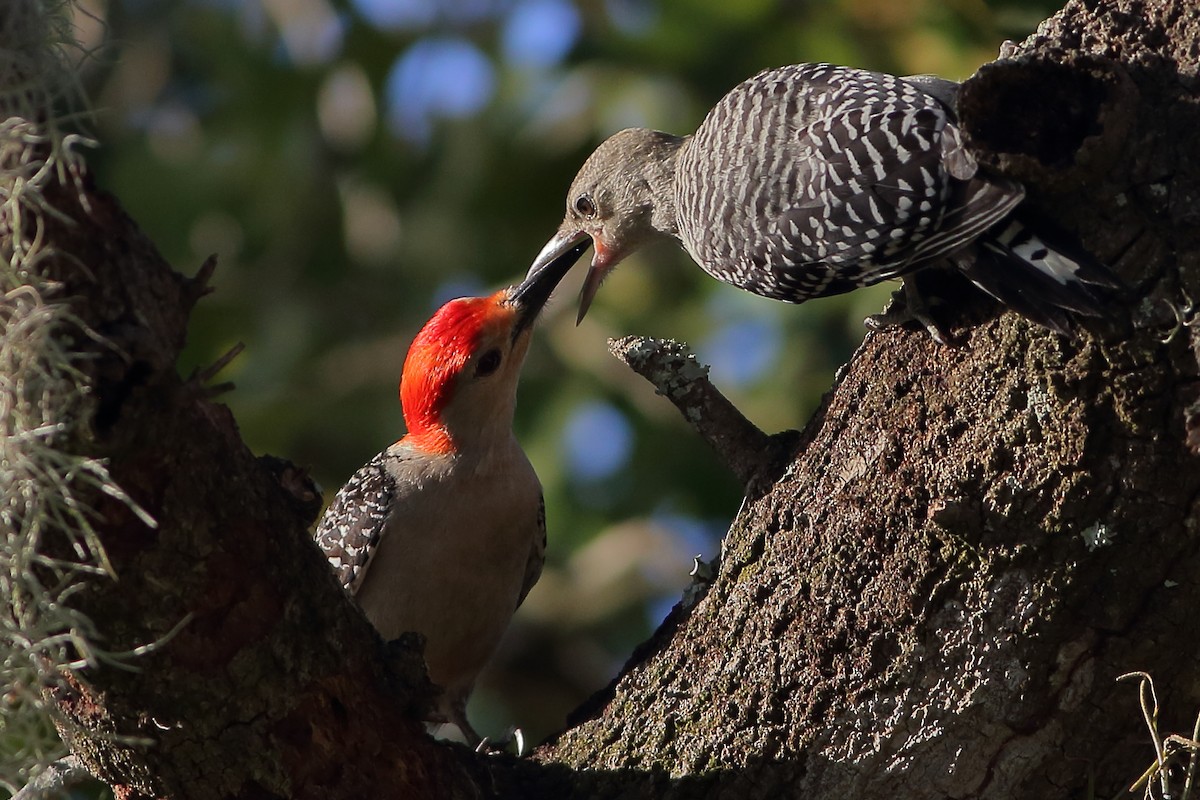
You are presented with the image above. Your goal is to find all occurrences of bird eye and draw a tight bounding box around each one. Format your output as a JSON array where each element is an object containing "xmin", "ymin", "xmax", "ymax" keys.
[
  {"xmin": 574, "ymin": 194, "xmax": 597, "ymax": 219},
  {"xmin": 475, "ymin": 348, "xmax": 502, "ymax": 378}
]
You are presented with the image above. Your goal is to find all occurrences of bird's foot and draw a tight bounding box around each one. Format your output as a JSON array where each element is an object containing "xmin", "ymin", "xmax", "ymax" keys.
[
  {"xmin": 865, "ymin": 304, "xmax": 950, "ymax": 345},
  {"xmin": 864, "ymin": 280, "xmax": 955, "ymax": 346},
  {"xmin": 474, "ymin": 727, "xmax": 527, "ymax": 757},
  {"xmin": 446, "ymin": 702, "xmax": 526, "ymax": 756}
]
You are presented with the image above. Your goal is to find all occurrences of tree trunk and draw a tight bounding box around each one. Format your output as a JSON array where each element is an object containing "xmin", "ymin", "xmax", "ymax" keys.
[{"xmin": 8, "ymin": 0, "xmax": 1200, "ymax": 798}]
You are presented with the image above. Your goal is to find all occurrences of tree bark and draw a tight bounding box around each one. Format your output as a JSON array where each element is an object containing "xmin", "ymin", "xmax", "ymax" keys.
[
  {"xmin": 19, "ymin": 170, "xmax": 485, "ymax": 799},
  {"xmin": 11, "ymin": 0, "xmax": 1200, "ymax": 798}
]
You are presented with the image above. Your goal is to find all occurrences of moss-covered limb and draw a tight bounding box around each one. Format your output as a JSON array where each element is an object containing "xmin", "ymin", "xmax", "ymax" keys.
[
  {"xmin": 15, "ymin": 136, "xmax": 490, "ymax": 799},
  {"xmin": 0, "ymin": 4, "xmax": 479, "ymax": 798},
  {"xmin": 1, "ymin": 2, "xmax": 118, "ymax": 790}
]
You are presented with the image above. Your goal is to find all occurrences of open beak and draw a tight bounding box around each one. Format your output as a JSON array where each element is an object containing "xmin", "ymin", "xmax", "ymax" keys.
[
  {"xmin": 526, "ymin": 228, "xmax": 608, "ymax": 325},
  {"xmin": 511, "ymin": 237, "xmax": 590, "ymax": 336}
]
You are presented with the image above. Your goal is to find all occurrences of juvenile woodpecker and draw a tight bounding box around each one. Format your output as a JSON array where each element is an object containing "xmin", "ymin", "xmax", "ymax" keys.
[
  {"xmin": 528, "ymin": 62, "xmax": 1118, "ymax": 338},
  {"xmin": 313, "ymin": 242, "xmax": 585, "ymax": 746}
]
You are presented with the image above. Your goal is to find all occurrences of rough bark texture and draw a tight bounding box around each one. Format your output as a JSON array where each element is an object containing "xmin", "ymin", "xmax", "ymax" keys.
[
  {"xmin": 27, "ymin": 175, "xmax": 482, "ymax": 799},
  {"xmin": 518, "ymin": 0, "xmax": 1200, "ymax": 796},
  {"xmin": 16, "ymin": 0, "xmax": 1200, "ymax": 798}
]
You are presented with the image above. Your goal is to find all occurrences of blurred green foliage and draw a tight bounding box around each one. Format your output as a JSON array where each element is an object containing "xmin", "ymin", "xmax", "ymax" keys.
[{"xmin": 72, "ymin": 0, "xmax": 1064, "ymax": 745}]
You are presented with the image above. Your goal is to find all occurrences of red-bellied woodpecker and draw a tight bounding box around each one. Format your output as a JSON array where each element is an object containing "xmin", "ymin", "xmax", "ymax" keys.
[
  {"xmin": 313, "ymin": 241, "xmax": 586, "ymax": 746},
  {"xmin": 528, "ymin": 63, "xmax": 1118, "ymax": 340}
]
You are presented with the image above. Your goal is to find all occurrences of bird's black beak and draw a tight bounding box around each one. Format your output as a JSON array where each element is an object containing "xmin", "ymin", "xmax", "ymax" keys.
[
  {"xmin": 526, "ymin": 228, "xmax": 591, "ymax": 280},
  {"xmin": 526, "ymin": 228, "xmax": 597, "ymax": 326},
  {"xmin": 510, "ymin": 237, "xmax": 590, "ymax": 336}
]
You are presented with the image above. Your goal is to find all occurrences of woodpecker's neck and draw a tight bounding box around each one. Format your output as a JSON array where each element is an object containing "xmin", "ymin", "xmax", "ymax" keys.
[
  {"xmin": 404, "ymin": 423, "xmax": 454, "ymax": 456},
  {"xmin": 440, "ymin": 392, "xmax": 518, "ymax": 458},
  {"xmin": 643, "ymin": 132, "xmax": 687, "ymax": 240},
  {"xmin": 404, "ymin": 389, "xmax": 518, "ymax": 457}
]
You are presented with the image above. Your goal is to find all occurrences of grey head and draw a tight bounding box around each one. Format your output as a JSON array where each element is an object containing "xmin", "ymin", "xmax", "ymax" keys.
[{"xmin": 527, "ymin": 128, "xmax": 687, "ymax": 322}]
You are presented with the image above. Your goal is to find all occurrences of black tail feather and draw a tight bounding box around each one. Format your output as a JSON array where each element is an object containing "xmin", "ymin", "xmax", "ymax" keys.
[
  {"xmin": 955, "ymin": 246, "xmax": 1075, "ymax": 333},
  {"xmin": 955, "ymin": 213, "xmax": 1122, "ymax": 333}
]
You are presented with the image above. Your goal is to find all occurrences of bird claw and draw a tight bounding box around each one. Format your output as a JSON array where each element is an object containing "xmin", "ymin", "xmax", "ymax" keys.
[
  {"xmin": 864, "ymin": 280, "xmax": 955, "ymax": 346},
  {"xmin": 865, "ymin": 306, "xmax": 951, "ymax": 346},
  {"xmin": 474, "ymin": 727, "xmax": 527, "ymax": 757}
]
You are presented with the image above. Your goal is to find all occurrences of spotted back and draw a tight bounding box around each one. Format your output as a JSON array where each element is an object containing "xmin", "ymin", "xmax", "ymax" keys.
[
  {"xmin": 674, "ymin": 63, "xmax": 1023, "ymax": 303},
  {"xmin": 313, "ymin": 451, "xmax": 396, "ymax": 593}
]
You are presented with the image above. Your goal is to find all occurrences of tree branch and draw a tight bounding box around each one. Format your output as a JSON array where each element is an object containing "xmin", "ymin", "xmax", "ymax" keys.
[
  {"xmin": 529, "ymin": 3, "xmax": 1200, "ymax": 799},
  {"xmin": 18, "ymin": 162, "xmax": 482, "ymax": 799},
  {"xmin": 8, "ymin": 1, "xmax": 1200, "ymax": 799},
  {"xmin": 607, "ymin": 335, "xmax": 799, "ymax": 491}
]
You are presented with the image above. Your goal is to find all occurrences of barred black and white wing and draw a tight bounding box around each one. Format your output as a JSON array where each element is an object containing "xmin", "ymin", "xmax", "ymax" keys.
[
  {"xmin": 675, "ymin": 63, "xmax": 1024, "ymax": 303},
  {"xmin": 313, "ymin": 451, "xmax": 395, "ymax": 594}
]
